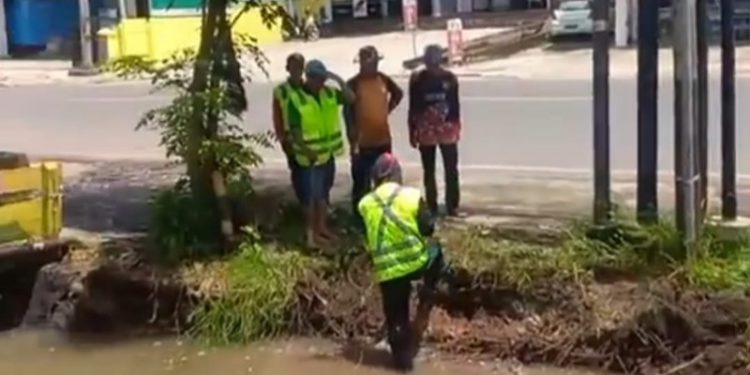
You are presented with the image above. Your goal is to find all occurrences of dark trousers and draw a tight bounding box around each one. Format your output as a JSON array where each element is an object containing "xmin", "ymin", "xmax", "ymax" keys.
[
  {"xmin": 351, "ymin": 144, "xmax": 392, "ymax": 224},
  {"xmin": 379, "ymin": 245, "xmax": 447, "ymax": 371},
  {"xmin": 285, "ymin": 151, "xmax": 304, "ymax": 204},
  {"xmin": 419, "ymin": 143, "xmax": 460, "ymax": 214}
]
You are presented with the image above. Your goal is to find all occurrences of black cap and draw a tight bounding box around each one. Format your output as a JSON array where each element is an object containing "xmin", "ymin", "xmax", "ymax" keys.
[
  {"xmin": 358, "ymin": 45, "xmax": 381, "ymax": 62},
  {"xmin": 286, "ymin": 53, "xmax": 304, "ymax": 65}
]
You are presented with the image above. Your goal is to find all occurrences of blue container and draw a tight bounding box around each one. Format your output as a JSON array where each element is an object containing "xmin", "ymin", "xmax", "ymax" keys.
[
  {"xmin": 6, "ymin": 0, "xmax": 53, "ymax": 47},
  {"xmin": 6, "ymin": 0, "xmax": 79, "ymax": 48}
]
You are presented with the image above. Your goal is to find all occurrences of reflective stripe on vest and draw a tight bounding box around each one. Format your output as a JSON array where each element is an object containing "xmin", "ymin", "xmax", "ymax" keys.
[
  {"xmin": 274, "ymin": 83, "xmax": 294, "ymax": 131},
  {"xmin": 288, "ymin": 87, "xmax": 344, "ymax": 166},
  {"xmin": 358, "ymin": 183, "xmax": 428, "ymax": 282}
]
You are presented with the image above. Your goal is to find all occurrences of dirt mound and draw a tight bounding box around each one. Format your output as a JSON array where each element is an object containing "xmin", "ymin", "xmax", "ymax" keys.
[
  {"xmin": 19, "ymin": 237, "xmax": 193, "ymax": 336},
  {"xmin": 299, "ymin": 259, "xmax": 750, "ymax": 375}
]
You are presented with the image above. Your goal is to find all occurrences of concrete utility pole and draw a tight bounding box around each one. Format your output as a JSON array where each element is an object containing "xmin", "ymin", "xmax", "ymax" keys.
[
  {"xmin": 70, "ymin": 0, "xmax": 98, "ymax": 75},
  {"xmin": 697, "ymin": 0, "xmax": 709, "ymax": 220},
  {"xmin": 721, "ymin": 0, "xmax": 737, "ymax": 220},
  {"xmin": 592, "ymin": 0, "xmax": 611, "ymax": 225},
  {"xmin": 0, "ymin": 0, "xmax": 8, "ymax": 57},
  {"xmin": 636, "ymin": 0, "xmax": 659, "ymax": 224},
  {"xmin": 707, "ymin": 0, "xmax": 750, "ymax": 240},
  {"xmin": 615, "ymin": 0, "xmax": 629, "ymax": 47},
  {"xmin": 673, "ymin": 0, "xmax": 701, "ymax": 250}
]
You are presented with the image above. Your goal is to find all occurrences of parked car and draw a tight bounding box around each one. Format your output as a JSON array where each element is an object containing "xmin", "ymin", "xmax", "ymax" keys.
[{"xmin": 548, "ymin": 0, "xmax": 594, "ymax": 37}]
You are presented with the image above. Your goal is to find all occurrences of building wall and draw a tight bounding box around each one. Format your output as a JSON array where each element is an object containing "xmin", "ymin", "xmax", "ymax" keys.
[{"xmin": 102, "ymin": 8, "xmax": 283, "ymax": 61}]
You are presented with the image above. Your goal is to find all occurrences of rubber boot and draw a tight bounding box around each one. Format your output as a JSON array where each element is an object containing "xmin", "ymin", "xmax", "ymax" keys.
[
  {"xmin": 393, "ymin": 353, "xmax": 414, "ymax": 373},
  {"xmin": 409, "ymin": 286, "xmax": 436, "ymax": 360}
]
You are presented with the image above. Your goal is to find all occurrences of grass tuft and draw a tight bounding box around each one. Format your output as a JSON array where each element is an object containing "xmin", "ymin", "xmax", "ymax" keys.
[{"xmin": 188, "ymin": 228, "xmax": 318, "ymax": 345}]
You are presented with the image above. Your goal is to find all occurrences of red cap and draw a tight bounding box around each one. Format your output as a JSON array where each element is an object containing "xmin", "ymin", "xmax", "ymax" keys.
[{"xmin": 372, "ymin": 153, "xmax": 401, "ymax": 181}]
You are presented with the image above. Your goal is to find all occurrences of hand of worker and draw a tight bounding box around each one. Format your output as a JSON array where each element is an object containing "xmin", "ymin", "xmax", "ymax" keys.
[
  {"xmin": 409, "ymin": 133, "xmax": 419, "ymax": 149},
  {"xmin": 326, "ymin": 71, "xmax": 343, "ymax": 83},
  {"xmin": 281, "ymin": 138, "xmax": 293, "ymax": 155},
  {"xmin": 306, "ymin": 149, "xmax": 319, "ymax": 164},
  {"xmin": 350, "ymin": 143, "xmax": 359, "ymax": 157}
]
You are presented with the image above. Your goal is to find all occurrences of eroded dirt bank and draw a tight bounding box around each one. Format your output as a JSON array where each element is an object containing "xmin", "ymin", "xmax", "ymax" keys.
[
  {"xmin": 5, "ymin": 161, "xmax": 748, "ymax": 375},
  {"xmin": 13, "ymin": 231, "xmax": 748, "ymax": 375},
  {"xmin": 299, "ymin": 261, "xmax": 750, "ymax": 375}
]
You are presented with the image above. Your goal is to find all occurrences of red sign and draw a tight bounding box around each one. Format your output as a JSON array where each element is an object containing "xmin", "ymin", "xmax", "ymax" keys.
[
  {"xmin": 446, "ymin": 18, "xmax": 464, "ymax": 65},
  {"xmin": 402, "ymin": 0, "xmax": 417, "ymax": 31}
]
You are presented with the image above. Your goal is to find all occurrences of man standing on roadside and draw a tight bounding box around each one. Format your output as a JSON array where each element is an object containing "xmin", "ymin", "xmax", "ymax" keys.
[
  {"xmin": 408, "ymin": 44, "xmax": 462, "ymax": 217},
  {"xmin": 272, "ymin": 53, "xmax": 306, "ymax": 204},
  {"xmin": 287, "ymin": 59, "xmax": 355, "ymax": 248},
  {"xmin": 345, "ymin": 46, "xmax": 404, "ymax": 227}
]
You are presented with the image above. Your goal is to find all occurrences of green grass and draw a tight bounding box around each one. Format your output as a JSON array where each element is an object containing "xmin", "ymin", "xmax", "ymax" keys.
[
  {"xmin": 183, "ymin": 212, "xmax": 750, "ymax": 345},
  {"xmin": 187, "ymin": 230, "xmax": 321, "ymax": 345},
  {"xmin": 441, "ymin": 218, "xmax": 750, "ymax": 292}
]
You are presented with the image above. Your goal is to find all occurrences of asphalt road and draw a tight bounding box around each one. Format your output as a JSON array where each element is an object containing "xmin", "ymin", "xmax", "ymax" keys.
[{"xmin": 2, "ymin": 76, "xmax": 749, "ymax": 176}]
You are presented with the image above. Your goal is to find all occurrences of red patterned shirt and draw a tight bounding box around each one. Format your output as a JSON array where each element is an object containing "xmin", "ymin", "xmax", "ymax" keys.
[{"xmin": 408, "ymin": 69, "xmax": 461, "ymax": 146}]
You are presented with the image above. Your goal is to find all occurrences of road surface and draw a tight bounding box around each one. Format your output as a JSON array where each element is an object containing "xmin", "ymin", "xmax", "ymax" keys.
[
  {"xmin": 3, "ymin": 77, "xmax": 750, "ymax": 218},
  {"xmin": 2, "ymin": 76, "xmax": 749, "ymax": 174}
]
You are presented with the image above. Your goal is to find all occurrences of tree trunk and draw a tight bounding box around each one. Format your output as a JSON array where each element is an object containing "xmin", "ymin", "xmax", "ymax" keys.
[
  {"xmin": 186, "ymin": 0, "xmax": 244, "ymax": 247},
  {"xmin": 186, "ymin": 0, "xmax": 223, "ymax": 243}
]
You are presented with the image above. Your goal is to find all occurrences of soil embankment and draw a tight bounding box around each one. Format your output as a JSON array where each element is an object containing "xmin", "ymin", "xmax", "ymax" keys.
[
  {"xmin": 13, "ymin": 231, "xmax": 749, "ymax": 375},
  {"xmin": 3, "ymin": 161, "xmax": 749, "ymax": 375}
]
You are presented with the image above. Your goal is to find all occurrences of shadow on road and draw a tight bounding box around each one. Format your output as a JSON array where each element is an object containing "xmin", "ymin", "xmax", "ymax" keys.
[
  {"xmin": 543, "ymin": 34, "xmax": 593, "ymax": 51},
  {"xmin": 63, "ymin": 162, "xmax": 181, "ymax": 233}
]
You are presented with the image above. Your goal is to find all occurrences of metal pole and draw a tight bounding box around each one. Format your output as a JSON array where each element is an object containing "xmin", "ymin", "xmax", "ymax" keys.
[
  {"xmin": 721, "ymin": 0, "xmax": 737, "ymax": 220},
  {"xmin": 593, "ymin": 0, "xmax": 611, "ymax": 225},
  {"xmin": 673, "ymin": 0, "xmax": 700, "ymax": 251},
  {"xmin": 697, "ymin": 0, "xmax": 709, "ymax": 221},
  {"xmin": 72, "ymin": 0, "xmax": 95, "ymax": 73},
  {"xmin": 636, "ymin": 0, "xmax": 659, "ymax": 224},
  {"xmin": 118, "ymin": 0, "xmax": 128, "ymax": 19},
  {"xmin": 79, "ymin": 0, "xmax": 93, "ymax": 68},
  {"xmin": 412, "ymin": 29, "xmax": 418, "ymax": 58}
]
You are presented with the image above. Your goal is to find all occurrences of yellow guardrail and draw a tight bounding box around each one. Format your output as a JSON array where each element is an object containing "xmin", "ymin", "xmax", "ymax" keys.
[{"xmin": 0, "ymin": 163, "xmax": 62, "ymax": 245}]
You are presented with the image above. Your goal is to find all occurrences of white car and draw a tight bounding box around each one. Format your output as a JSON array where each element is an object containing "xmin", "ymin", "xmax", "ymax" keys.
[{"xmin": 549, "ymin": 0, "xmax": 594, "ymax": 37}]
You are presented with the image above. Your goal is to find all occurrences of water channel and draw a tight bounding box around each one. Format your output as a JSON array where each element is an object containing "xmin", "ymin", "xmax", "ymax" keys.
[{"xmin": 0, "ymin": 329, "xmax": 611, "ymax": 375}]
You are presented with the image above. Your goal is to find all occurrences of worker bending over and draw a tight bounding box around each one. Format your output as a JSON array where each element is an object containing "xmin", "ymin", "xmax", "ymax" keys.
[{"xmin": 357, "ymin": 153, "xmax": 453, "ymax": 372}]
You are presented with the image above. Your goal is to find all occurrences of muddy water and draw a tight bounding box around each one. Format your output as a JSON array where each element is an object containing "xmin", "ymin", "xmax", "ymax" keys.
[{"xmin": 0, "ymin": 330, "xmax": 609, "ymax": 375}]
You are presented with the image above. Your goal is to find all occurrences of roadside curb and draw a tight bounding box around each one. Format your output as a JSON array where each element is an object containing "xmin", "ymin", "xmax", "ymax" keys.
[{"xmin": 391, "ymin": 71, "xmax": 487, "ymax": 79}]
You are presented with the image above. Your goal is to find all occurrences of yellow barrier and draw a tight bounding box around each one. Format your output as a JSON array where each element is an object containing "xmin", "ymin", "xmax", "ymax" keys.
[
  {"xmin": 102, "ymin": 9, "xmax": 283, "ymax": 61},
  {"xmin": 0, "ymin": 163, "xmax": 62, "ymax": 244}
]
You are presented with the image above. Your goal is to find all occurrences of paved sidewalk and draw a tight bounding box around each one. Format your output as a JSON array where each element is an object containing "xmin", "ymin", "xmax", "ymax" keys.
[
  {"xmin": 59, "ymin": 160, "xmax": 750, "ymax": 234},
  {"xmin": 0, "ymin": 59, "xmax": 123, "ymax": 87},
  {"xmin": 244, "ymin": 28, "xmax": 504, "ymax": 82},
  {"xmin": 457, "ymin": 44, "xmax": 750, "ymax": 80},
  {"xmin": 0, "ymin": 29, "xmax": 503, "ymax": 87},
  {"xmin": 4, "ymin": 41, "xmax": 749, "ymax": 86}
]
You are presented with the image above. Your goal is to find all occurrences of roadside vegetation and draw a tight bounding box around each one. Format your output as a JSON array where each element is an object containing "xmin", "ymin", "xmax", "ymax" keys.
[{"xmin": 95, "ymin": 0, "xmax": 750, "ymax": 373}]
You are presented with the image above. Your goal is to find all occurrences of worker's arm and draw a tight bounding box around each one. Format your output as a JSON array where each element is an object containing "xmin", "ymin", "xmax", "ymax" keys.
[
  {"xmin": 328, "ymin": 72, "xmax": 356, "ymax": 104},
  {"xmin": 446, "ymin": 72, "xmax": 461, "ymax": 123},
  {"xmin": 416, "ymin": 199, "xmax": 435, "ymax": 237},
  {"xmin": 382, "ymin": 73, "xmax": 404, "ymax": 113},
  {"xmin": 344, "ymin": 77, "xmax": 359, "ymax": 154},
  {"xmin": 407, "ymin": 72, "xmax": 421, "ymax": 147},
  {"xmin": 272, "ymin": 96, "xmax": 287, "ymax": 145}
]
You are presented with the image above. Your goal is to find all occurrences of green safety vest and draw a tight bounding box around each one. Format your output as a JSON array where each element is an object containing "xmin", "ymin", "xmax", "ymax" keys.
[
  {"xmin": 273, "ymin": 82, "xmax": 298, "ymax": 133},
  {"xmin": 358, "ymin": 182, "xmax": 429, "ymax": 283},
  {"xmin": 287, "ymin": 87, "xmax": 344, "ymax": 166}
]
